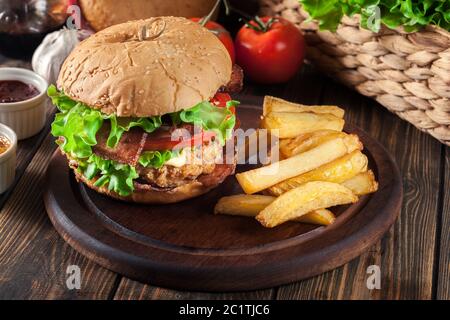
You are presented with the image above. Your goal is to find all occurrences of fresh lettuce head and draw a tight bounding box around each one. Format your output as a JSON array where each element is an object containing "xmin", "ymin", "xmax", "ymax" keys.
[
  {"xmin": 48, "ymin": 85, "xmax": 238, "ymax": 196},
  {"xmin": 301, "ymin": 0, "xmax": 450, "ymax": 32}
]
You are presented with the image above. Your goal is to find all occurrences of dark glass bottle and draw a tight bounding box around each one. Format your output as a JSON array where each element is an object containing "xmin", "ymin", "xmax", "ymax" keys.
[{"xmin": 0, "ymin": 0, "xmax": 69, "ymax": 59}]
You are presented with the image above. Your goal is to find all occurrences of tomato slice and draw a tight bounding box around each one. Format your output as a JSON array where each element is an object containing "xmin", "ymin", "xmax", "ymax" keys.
[
  {"xmin": 144, "ymin": 125, "xmax": 216, "ymax": 151},
  {"xmin": 210, "ymin": 92, "xmax": 232, "ymax": 108},
  {"xmin": 210, "ymin": 92, "xmax": 237, "ymax": 115},
  {"xmin": 143, "ymin": 93, "xmax": 237, "ymax": 152}
]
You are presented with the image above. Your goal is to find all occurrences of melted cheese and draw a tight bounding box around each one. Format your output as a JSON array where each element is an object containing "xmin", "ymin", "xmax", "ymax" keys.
[{"xmin": 165, "ymin": 149, "xmax": 188, "ymax": 168}]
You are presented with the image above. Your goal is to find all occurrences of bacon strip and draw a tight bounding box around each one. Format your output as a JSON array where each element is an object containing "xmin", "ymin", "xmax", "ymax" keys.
[
  {"xmin": 220, "ymin": 64, "xmax": 244, "ymax": 93},
  {"xmin": 93, "ymin": 125, "xmax": 147, "ymax": 166}
]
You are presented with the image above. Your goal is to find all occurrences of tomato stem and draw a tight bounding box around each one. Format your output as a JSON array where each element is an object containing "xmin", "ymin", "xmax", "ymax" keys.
[
  {"xmin": 199, "ymin": 0, "xmax": 252, "ymax": 27},
  {"xmin": 223, "ymin": 0, "xmax": 231, "ymax": 16},
  {"xmin": 245, "ymin": 16, "xmax": 277, "ymax": 33},
  {"xmin": 200, "ymin": 0, "xmax": 224, "ymax": 27}
]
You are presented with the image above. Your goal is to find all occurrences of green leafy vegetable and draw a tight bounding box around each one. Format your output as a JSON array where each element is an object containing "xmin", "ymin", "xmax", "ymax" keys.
[
  {"xmin": 74, "ymin": 150, "xmax": 180, "ymax": 197},
  {"xmin": 76, "ymin": 153, "xmax": 139, "ymax": 197},
  {"xmin": 49, "ymin": 85, "xmax": 162, "ymax": 158},
  {"xmin": 171, "ymin": 100, "xmax": 238, "ymax": 145},
  {"xmin": 300, "ymin": 0, "xmax": 450, "ymax": 32},
  {"xmin": 138, "ymin": 150, "xmax": 179, "ymax": 168},
  {"xmin": 107, "ymin": 116, "xmax": 162, "ymax": 148}
]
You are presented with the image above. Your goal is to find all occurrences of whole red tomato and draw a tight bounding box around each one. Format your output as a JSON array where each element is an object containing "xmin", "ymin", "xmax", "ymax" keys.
[
  {"xmin": 190, "ymin": 18, "xmax": 235, "ymax": 64},
  {"xmin": 235, "ymin": 17, "xmax": 305, "ymax": 84}
]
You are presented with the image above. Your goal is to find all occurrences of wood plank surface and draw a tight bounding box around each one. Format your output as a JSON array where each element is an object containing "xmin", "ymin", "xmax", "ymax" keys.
[
  {"xmin": 0, "ymin": 134, "xmax": 119, "ymax": 299},
  {"xmin": 114, "ymin": 277, "xmax": 274, "ymax": 300},
  {"xmin": 276, "ymin": 77, "xmax": 444, "ymax": 300},
  {"xmin": 437, "ymin": 147, "xmax": 450, "ymax": 300}
]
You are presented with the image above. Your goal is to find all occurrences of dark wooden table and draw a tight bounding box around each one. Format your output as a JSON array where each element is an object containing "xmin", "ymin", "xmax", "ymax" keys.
[{"xmin": 0, "ymin": 55, "xmax": 448, "ymax": 300}]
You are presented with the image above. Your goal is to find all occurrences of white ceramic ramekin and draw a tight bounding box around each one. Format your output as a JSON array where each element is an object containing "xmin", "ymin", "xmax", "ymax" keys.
[
  {"xmin": 0, "ymin": 123, "xmax": 17, "ymax": 194},
  {"xmin": 0, "ymin": 67, "xmax": 48, "ymax": 140}
]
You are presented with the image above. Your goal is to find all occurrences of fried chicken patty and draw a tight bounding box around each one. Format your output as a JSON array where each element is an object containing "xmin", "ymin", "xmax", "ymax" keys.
[
  {"xmin": 65, "ymin": 138, "xmax": 227, "ymax": 190},
  {"xmin": 136, "ymin": 140, "xmax": 223, "ymax": 188}
]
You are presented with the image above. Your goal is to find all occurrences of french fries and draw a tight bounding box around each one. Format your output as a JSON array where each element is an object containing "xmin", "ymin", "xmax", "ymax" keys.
[
  {"xmin": 256, "ymin": 182, "xmax": 358, "ymax": 228},
  {"xmin": 342, "ymin": 170, "xmax": 378, "ymax": 196},
  {"xmin": 236, "ymin": 135, "xmax": 362, "ymax": 194},
  {"xmin": 263, "ymin": 96, "xmax": 345, "ymax": 118},
  {"xmin": 267, "ymin": 150, "xmax": 368, "ymax": 196},
  {"xmin": 214, "ymin": 96, "xmax": 379, "ymax": 228},
  {"xmin": 279, "ymin": 130, "xmax": 347, "ymax": 158},
  {"xmin": 261, "ymin": 112, "xmax": 345, "ymax": 139},
  {"xmin": 214, "ymin": 195, "xmax": 336, "ymax": 226},
  {"xmin": 214, "ymin": 194, "xmax": 274, "ymax": 217},
  {"xmin": 299, "ymin": 209, "xmax": 336, "ymax": 226}
]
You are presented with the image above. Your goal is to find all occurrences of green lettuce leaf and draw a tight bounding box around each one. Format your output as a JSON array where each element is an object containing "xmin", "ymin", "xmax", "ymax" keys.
[
  {"xmin": 75, "ymin": 150, "xmax": 181, "ymax": 197},
  {"xmin": 49, "ymin": 85, "xmax": 162, "ymax": 158},
  {"xmin": 138, "ymin": 150, "xmax": 179, "ymax": 168},
  {"xmin": 77, "ymin": 153, "xmax": 139, "ymax": 197},
  {"xmin": 171, "ymin": 100, "xmax": 238, "ymax": 145},
  {"xmin": 107, "ymin": 116, "xmax": 162, "ymax": 148},
  {"xmin": 300, "ymin": 0, "xmax": 450, "ymax": 32}
]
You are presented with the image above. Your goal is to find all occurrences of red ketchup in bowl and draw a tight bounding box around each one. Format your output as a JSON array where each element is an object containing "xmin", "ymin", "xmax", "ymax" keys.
[{"xmin": 0, "ymin": 80, "xmax": 40, "ymax": 103}]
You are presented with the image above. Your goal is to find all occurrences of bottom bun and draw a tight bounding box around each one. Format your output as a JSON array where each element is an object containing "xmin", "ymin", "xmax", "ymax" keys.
[{"xmin": 72, "ymin": 163, "xmax": 236, "ymax": 204}]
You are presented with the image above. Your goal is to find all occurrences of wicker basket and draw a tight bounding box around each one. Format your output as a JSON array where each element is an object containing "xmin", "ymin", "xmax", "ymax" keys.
[{"xmin": 259, "ymin": 0, "xmax": 450, "ymax": 145}]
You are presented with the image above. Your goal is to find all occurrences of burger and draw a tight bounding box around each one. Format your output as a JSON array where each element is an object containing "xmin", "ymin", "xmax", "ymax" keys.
[{"xmin": 48, "ymin": 17, "xmax": 243, "ymax": 204}]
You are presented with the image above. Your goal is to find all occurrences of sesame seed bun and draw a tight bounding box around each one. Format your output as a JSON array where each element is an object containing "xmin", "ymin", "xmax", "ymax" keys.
[{"xmin": 58, "ymin": 17, "xmax": 232, "ymax": 117}]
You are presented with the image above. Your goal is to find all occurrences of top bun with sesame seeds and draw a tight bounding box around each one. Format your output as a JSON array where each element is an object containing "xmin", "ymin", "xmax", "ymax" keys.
[{"xmin": 57, "ymin": 17, "xmax": 232, "ymax": 117}]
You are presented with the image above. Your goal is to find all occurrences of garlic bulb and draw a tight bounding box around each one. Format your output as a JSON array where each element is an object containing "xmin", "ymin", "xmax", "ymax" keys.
[{"xmin": 32, "ymin": 28, "xmax": 92, "ymax": 85}]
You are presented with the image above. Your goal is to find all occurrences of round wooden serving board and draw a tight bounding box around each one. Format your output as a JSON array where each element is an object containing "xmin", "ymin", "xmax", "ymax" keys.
[{"xmin": 44, "ymin": 102, "xmax": 402, "ymax": 292}]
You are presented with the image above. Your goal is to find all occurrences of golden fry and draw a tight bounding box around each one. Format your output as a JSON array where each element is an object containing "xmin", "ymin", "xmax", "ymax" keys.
[
  {"xmin": 263, "ymin": 96, "xmax": 345, "ymax": 118},
  {"xmin": 279, "ymin": 130, "xmax": 346, "ymax": 158},
  {"xmin": 268, "ymin": 150, "xmax": 368, "ymax": 196},
  {"xmin": 261, "ymin": 112, "xmax": 345, "ymax": 139},
  {"xmin": 297, "ymin": 209, "xmax": 336, "ymax": 226},
  {"xmin": 214, "ymin": 194, "xmax": 274, "ymax": 217},
  {"xmin": 214, "ymin": 195, "xmax": 336, "ymax": 226},
  {"xmin": 236, "ymin": 136, "xmax": 362, "ymax": 194},
  {"xmin": 342, "ymin": 170, "xmax": 378, "ymax": 195},
  {"xmin": 256, "ymin": 181, "xmax": 358, "ymax": 228}
]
